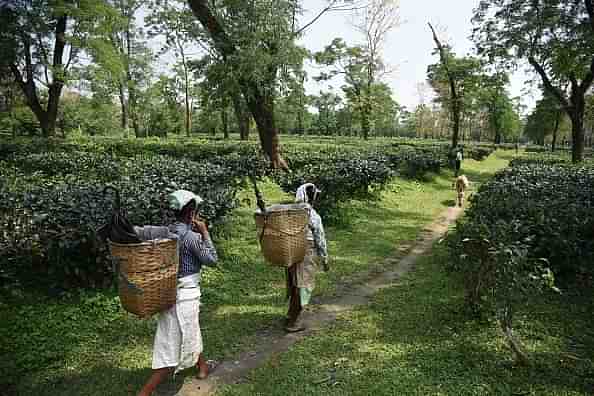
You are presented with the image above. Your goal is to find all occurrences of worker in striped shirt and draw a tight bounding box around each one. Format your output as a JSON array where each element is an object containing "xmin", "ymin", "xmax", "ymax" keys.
[{"xmin": 139, "ymin": 190, "xmax": 217, "ymax": 396}]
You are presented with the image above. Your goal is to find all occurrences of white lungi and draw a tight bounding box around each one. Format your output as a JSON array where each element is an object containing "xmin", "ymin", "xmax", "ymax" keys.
[{"xmin": 152, "ymin": 274, "xmax": 203, "ymax": 373}]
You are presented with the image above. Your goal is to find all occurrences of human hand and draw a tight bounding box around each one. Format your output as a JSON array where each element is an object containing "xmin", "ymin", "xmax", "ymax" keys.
[{"xmin": 192, "ymin": 218, "xmax": 209, "ymax": 237}]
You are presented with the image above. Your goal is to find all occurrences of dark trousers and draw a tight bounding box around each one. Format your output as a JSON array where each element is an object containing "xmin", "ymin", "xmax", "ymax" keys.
[{"xmin": 454, "ymin": 160, "xmax": 461, "ymax": 177}]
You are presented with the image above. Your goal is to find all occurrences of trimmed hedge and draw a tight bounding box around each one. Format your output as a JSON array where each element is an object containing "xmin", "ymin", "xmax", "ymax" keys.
[
  {"xmin": 1, "ymin": 138, "xmax": 495, "ymax": 290},
  {"xmin": 446, "ymin": 163, "xmax": 594, "ymax": 282}
]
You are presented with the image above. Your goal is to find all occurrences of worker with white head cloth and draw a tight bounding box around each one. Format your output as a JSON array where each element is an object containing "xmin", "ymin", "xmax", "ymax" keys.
[{"xmin": 285, "ymin": 183, "xmax": 329, "ymax": 332}]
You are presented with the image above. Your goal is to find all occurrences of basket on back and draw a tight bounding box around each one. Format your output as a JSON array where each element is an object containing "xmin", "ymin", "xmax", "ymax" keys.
[
  {"xmin": 109, "ymin": 239, "xmax": 178, "ymax": 318},
  {"xmin": 255, "ymin": 203, "xmax": 310, "ymax": 267}
]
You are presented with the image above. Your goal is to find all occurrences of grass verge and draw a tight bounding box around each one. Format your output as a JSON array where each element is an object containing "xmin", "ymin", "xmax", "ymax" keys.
[
  {"xmin": 0, "ymin": 153, "xmax": 508, "ymax": 395},
  {"xmin": 218, "ymin": 245, "xmax": 594, "ymax": 396}
]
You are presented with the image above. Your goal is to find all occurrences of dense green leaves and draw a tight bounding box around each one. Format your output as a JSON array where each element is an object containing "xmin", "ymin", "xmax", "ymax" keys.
[
  {"xmin": 446, "ymin": 161, "xmax": 594, "ymax": 319},
  {"xmin": 0, "ymin": 138, "xmax": 494, "ymax": 290}
]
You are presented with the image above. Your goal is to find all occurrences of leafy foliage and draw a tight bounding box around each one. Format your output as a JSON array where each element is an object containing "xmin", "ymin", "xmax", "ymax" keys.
[{"xmin": 445, "ymin": 163, "xmax": 594, "ymax": 317}]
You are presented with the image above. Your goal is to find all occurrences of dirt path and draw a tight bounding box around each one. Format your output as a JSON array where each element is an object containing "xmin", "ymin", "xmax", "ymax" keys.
[{"xmin": 170, "ymin": 206, "xmax": 463, "ymax": 396}]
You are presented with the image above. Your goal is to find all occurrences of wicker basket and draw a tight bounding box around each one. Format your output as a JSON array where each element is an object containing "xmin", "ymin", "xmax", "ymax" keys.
[
  {"xmin": 255, "ymin": 203, "xmax": 310, "ymax": 267},
  {"xmin": 109, "ymin": 239, "xmax": 178, "ymax": 318}
]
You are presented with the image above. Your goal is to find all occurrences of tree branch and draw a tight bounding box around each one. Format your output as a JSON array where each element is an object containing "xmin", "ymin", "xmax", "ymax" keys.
[
  {"xmin": 586, "ymin": 0, "xmax": 594, "ymax": 32},
  {"xmin": 10, "ymin": 64, "xmax": 25, "ymax": 89},
  {"xmin": 52, "ymin": 15, "xmax": 67, "ymax": 83},
  {"xmin": 528, "ymin": 55, "xmax": 570, "ymax": 111},
  {"xmin": 36, "ymin": 33, "xmax": 51, "ymax": 85},
  {"xmin": 295, "ymin": 1, "xmax": 369, "ymax": 36},
  {"xmin": 580, "ymin": 56, "xmax": 594, "ymax": 93},
  {"xmin": 295, "ymin": 3, "xmax": 334, "ymax": 36},
  {"xmin": 187, "ymin": 0, "xmax": 236, "ymax": 59}
]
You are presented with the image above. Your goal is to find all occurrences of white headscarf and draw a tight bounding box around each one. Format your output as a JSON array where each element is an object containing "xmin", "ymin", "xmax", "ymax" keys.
[
  {"xmin": 167, "ymin": 190, "xmax": 203, "ymax": 211},
  {"xmin": 295, "ymin": 183, "xmax": 321, "ymax": 203}
]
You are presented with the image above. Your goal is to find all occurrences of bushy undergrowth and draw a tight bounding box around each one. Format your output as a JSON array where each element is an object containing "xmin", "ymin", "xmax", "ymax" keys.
[
  {"xmin": 0, "ymin": 138, "xmax": 493, "ymax": 290},
  {"xmin": 445, "ymin": 162, "xmax": 594, "ymax": 335},
  {"xmin": 448, "ymin": 163, "xmax": 594, "ymax": 280}
]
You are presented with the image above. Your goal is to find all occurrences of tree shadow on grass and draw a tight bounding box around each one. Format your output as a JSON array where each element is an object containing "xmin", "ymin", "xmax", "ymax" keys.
[
  {"xmin": 359, "ymin": 252, "xmax": 594, "ymax": 395},
  {"xmin": 17, "ymin": 309, "xmax": 288, "ymax": 396},
  {"xmin": 20, "ymin": 364, "xmax": 192, "ymax": 396}
]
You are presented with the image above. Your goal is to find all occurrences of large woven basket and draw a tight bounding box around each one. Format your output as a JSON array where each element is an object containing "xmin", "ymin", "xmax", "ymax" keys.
[
  {"xmin": 109, "ymin": 239, "xmax": 178, "ymax": 318},
  {"xmin": 255, "ymin": 203, "xmax": 310, "ymax": 267}
]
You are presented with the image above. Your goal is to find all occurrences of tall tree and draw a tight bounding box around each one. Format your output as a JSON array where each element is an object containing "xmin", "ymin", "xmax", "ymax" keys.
[
  {"xmin": 187, "ymin": 0, "xmax": 292, "ymax": 167},
  {"xmin": 524, "ymin": 92, "xmax": 567, "ymax": 149},
  {"xmin": 426, "ymin": 32, "xmax": 483, "ymax": 147},
  {"xmin": 473, "ymin": 0, "xmax": 594, "ymax": 162},
  {"xmin": 147, "ymin": 0, "xmax": 202, "ymax": 137},
  {"xmin": 311, "ymin": 90, "xmax": 342, "ymax": 135},
  {"xmin": 352, "ymin": 0, "xmax": 399, "ymax": 139},
  {"xmin": 106, "ymin": 0, "xmax": 153, "ymax": 137},
  {"xmin": 0, "ymin": 1, "xmax": 116, "ymax": 137},
  {"xmin": 428, "ymin": 23, "xmax": 475, "ymax": 148},
  {"xmin": 187, "ymin": 0, "xmax": 367, "ymax": 166}
]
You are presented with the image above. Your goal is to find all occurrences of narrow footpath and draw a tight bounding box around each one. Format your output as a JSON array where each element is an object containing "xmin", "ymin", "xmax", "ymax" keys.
[{"xmin": 168, "ymin": 206, "xmax": 463, "ymax": 396}]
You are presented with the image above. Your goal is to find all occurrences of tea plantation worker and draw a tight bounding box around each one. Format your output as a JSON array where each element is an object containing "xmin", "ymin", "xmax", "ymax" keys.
[
  {"xmin": 138, "ymin": 190, "xmax": 218, "ymax": 396},
  {"xmin": 454, "ymin": 147, "xmax": 463, "ymax": 177},
  {"xmin": 285, "ymin": 183, "xmax": 329, "ymax": 333}
]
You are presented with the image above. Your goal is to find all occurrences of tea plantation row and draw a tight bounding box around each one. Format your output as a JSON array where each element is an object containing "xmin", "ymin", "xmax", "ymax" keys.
[{"xmin": 1, "ymin": 139, "xmax": 493, "ymax": 291}]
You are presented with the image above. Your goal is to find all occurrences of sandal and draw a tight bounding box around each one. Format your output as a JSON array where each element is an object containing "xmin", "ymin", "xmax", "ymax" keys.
[
  {"xmin": 197, "ymin": 360, "xmax": 218, "ymax": 379},
  {"xmin": 285, "ymin": 321, "xmax": 306, "ymax": 333}
]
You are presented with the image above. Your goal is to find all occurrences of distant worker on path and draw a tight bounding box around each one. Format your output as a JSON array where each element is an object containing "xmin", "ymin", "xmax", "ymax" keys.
[{"xmin": 454, "ymin": 147, "xmax": 463, "ymax": 178}]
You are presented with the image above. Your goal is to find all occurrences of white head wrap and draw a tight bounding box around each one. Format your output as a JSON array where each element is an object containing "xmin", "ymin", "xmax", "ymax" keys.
[
  {"xmin": 295, "ymin": 183, "xmax": 321, "ymax": 203},
  {"xmin": 167, "ymin": 190, "xmax": 203, "ymax": 211}
]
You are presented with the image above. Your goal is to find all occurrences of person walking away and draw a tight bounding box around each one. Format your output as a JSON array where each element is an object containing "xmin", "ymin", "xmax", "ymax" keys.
[
  {"xmin": 455, "ymin": 148, "xmax": 463, "ymax": 177},
  {"xmin": 138, "ymin": 190, "xmax": 217, "ymax": 396},
  {"xmin": 285, "ymin": 183, "xmax": 329, "ymax": 333}
]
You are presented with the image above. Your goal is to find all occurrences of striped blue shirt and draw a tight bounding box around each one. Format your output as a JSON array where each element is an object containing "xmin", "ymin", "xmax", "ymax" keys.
[{"xmin": 169, "ymin": 222, "xmax": 218, "ymax": 279}]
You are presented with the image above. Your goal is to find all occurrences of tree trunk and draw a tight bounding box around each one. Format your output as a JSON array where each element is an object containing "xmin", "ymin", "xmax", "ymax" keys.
[
  {"xmin": 180, "ymin": 47, "xmax": 192, "ymax": 137},
  {"xmin": 452, "ymin": 100, "xmax": 461, "ymax": 147},
  {"xmin": 528, "ymin": 53, "xmax": 593, "ymax": 163},
  {"xmin": 232, "ymin": 91, "xmax": 250, "ymax": 140},
  {"xmin": 429, "ymin": 23, "xmax": 460, "ymax": 148},
  {"xmin": 118, "ymin": 81, "xmax": 128, "ymax": 129},
  {"xmin": 551, "ymin": 111, "xmax": 560, "ymax": 152},
  {"xmin": 11, "ymin": 15, "xmax": 68, "ymax": 138},
  {"xmin": 494, "ymin": 127, "xmax": 502, "ymax": 145},
  {"xmin": 222, "ymin": 107, "xmax": 229, "ymax": 139},
  {"xmin": 244, "ymin": 88, "xmax": 284, "ymax": 166},
  {"xmin": 125, "ymin": 20, "xmax": 140, "ymax": 138},
  {"xmin": 361, "ymin": 93, "xmax": 371, "ymax": 140},
  {"xmin": 570, "ymin": 110, "xmax": 585, "ymax": 163},
  {"xmin": 297, "ymin": 74, "xmax": 305, "ymax": 135},
  {"xmin": 187, "ymin": 0, "xmax": 286, "ymax": 168},
  {"xmin": 566, "ymin": 85, "xmax": 587, "ymax": 162}
]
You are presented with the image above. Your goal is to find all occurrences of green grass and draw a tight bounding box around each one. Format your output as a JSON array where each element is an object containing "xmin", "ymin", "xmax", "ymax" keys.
[
  {"xmin": 218, "ymin": 246, "xmax": 594, "ymax": 396},
  {"xmin": 0, "ymin": 151, "xmax": 509, "ymax": 396}
]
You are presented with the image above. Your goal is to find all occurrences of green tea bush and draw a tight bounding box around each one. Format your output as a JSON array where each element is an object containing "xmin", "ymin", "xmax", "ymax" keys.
[
  {"xmin": 445, "ymin": 163, "xmax": 594, "ymax": 316},
  {"xmin": 0, "ymin": 156, "xmax": 242, "ymax": 289},
  {"xmin": 275, "ymin": 153, "xmax": 393, "ymax": 219},
  {"xmin": 0, "ymin": 137, "xmax": 494, "ymax": 290}
]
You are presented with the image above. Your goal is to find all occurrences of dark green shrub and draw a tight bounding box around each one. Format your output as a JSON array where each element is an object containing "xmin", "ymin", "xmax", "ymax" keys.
[{"xmin": 275, "ymin": 153, "xmax": 393, "ymax": 220}]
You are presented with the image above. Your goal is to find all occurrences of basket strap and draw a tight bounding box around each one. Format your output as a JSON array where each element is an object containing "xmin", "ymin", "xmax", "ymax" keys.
[{"xmin": 259, "ymin": 216, "xmax": 268, "ymax": 243}]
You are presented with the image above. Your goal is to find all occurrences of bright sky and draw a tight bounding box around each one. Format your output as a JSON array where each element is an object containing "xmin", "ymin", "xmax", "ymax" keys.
[{"xmin": 298, "ymin": 0, "xmax": 539, "ymax": 113}]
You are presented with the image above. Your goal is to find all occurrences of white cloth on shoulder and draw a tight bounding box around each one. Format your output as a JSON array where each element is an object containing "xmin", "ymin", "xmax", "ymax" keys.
[
  {"xmin": 133, "ymin": 225, "xmax": 178, "ymax": 241},
  {"xmin": 151, "ymin": 273, "xmax": 202, "ymax": 373}
]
